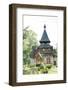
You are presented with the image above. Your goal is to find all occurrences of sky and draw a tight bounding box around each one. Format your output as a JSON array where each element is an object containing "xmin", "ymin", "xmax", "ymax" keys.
[{"xmin": 23, "ymin": 15, "xmax": 58, "ymax": 48}]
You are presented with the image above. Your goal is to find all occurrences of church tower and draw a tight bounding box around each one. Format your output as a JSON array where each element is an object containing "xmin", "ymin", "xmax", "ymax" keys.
[{"xmin": 38, "ymin": 25, "xmax": 53, "ymax": 64}]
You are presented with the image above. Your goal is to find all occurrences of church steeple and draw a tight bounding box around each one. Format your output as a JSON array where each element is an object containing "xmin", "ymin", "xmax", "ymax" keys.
[{"xmin": 40, "ymin": 25, "xmax": 50, "ymax": 43}]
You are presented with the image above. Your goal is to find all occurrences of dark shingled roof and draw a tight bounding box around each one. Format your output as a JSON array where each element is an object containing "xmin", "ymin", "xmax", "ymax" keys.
[
  {"xmin": 38, "ymin": 43, "xmax": 53, "ymax": 49},
  {"xmin": 40, "ymin": 30, "xmax": 50, "ymax": 43}
]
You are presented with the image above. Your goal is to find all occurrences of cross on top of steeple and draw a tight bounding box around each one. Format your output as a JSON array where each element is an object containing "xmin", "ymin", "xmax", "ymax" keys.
[{"xmin": 44, "ymin": 24, "xmax": 46, "ymax": 30}]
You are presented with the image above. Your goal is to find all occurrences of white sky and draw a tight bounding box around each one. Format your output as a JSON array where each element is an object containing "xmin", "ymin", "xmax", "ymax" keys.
[{"xmin": 23, "ymin": 15, "xmax": 58, "ymax": 48}]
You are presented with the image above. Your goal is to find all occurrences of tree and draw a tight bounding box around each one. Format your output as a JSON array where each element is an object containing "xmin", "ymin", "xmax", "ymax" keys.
[{"xmin": 23, "ymin": 27, "xmax": 38, "ymax": 65}]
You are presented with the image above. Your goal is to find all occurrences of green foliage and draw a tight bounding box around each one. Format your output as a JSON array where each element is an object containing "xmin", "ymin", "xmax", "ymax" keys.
[
  {"xmin": 23, "ymin": 64, "xmax": 57, "ymax": 75},
  {"xmin": 46, "ymin": 64, "xmax": 52, "ymax": 69},
  {"xmin": 23, "ymin": 27, "xmax": 38, "ymax": 65},
  {"xmin": 39, "ymin": 65, "xmax": 44, "ymax": 69},
  {"xmin": 53, "ymin": 48, "xmax": 57, "ymax": 57},
  {"xmin": 40, "ymin": 67, "xmax": 48, "ymax": 74}
]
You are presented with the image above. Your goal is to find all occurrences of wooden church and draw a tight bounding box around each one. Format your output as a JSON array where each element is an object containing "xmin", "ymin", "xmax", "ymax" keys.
[{"xmin": 31, "ymin": 25, "xmax": 57, "ymax": 66}]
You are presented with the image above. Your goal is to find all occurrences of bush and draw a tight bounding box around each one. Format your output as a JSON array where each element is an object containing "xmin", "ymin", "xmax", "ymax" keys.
[
  {"xmin": 39, "ymin": 67, "xmax": 48, "ymax": 74},
  {"xmin": 39, "ymin": 64, "xmax": 44, "ymax": 69},
  {"xmin": 44, "ymin": 67, "xmax": 48, "ymax": 73},
  {"xmin": 46, "ymin": 64, "xmax": 52, "ymax": 69},
  {"xmin": 30, "ymin": 64, "xmax": 36, "ymax": 68},
  {"xmin": 23, "ymin": 64, "xmax": 53, "ymax": 75}
]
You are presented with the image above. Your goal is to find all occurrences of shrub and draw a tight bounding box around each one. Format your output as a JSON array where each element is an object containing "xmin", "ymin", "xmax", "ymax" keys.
[
  {"xmin": 40, "ymin": 67, "xmax": 48, "ymax": 74},
  {"xmin": 30, "ymin": 64, "xmax": 36, "ymax": 68},
  {"xmin": 39, "ymin": 64, "xmax": 44, "ymax": 69},
  {"xmin": 43, "ymin": 67, "xmax": 48, "ymax": 73},
  {"xmin": 46, "ymin": 64, "xmax": 52, "ymax": 69}
]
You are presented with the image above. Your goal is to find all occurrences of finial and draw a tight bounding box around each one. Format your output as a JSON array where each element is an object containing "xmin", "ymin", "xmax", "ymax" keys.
[{"xmin": 44, "ymin": 24, "xmax": 46, "ymax": 30}]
